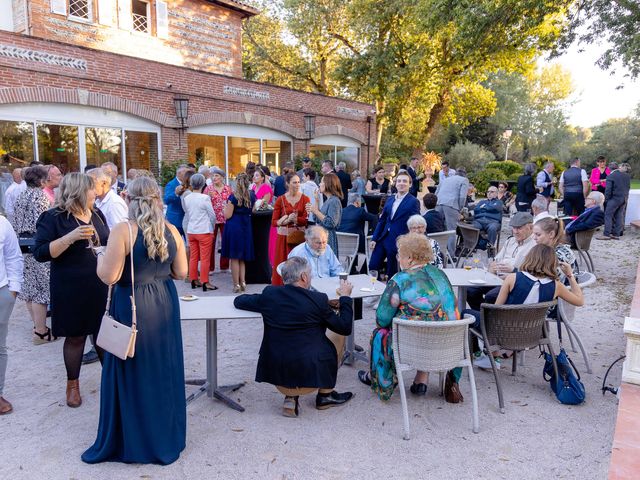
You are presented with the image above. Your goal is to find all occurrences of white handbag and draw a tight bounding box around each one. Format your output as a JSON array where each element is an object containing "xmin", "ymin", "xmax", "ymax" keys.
[{"xmin": 97, "ymin": 222, "xmax": 138, "ymax": 360}]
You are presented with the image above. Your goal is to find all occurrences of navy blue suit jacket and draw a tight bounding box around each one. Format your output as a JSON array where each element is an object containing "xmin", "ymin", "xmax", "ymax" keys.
[
  {"xmin": 338, "ymin": 205, "xmax": 378, "ymax": 253},
  {"xmin": 565, "ymin": 207, "xmax": 604, "ymax": 234},
  {"xmin": 372, "ymin": 194, "xmax": 420, "ymax": 246},
  {"xmin": 423, "ymin": 209, "xmax": 445, "ymax": 234}
]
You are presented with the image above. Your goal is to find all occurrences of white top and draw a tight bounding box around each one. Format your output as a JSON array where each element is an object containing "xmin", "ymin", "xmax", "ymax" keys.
[
  {"xmin": 3, "ymin": 181, "xmax": 26, "ymax": 218},
  {"xmin": 95, "ymin": 189, "xmax": 128, "ymax": 229},
  {"xmin": 0, "ymin": 216, "xmax": 23, "ymax": 292},
  {"xmin": 300, "ymin": 180, "xmax": 321, "ymax": 222},
  {"xmin": 439, "ymin": 169, "xmax": 457, "ymax": 183},
  {"xmin": 391, "ymin": 192, "xmax": 408, "ymax": 218},
  {"xmin": 183, "ymin": 192, "xmax": 216, "ymax": 234},
  {"xmin": 533, "ymin": 211, "xmax": 553, "ymax": 224},
  {"xmin": 520, "ymin": 272, "xmax": 554, "ymax": 304}
]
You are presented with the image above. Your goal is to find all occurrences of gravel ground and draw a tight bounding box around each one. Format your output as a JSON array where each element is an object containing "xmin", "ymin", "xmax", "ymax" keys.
[{"xmin": 1, "ymin": 225, "xmax": 638, "ymax": 480}]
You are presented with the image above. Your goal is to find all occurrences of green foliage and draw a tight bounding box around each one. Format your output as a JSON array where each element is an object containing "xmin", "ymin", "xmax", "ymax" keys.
[
  {"xmin": 293, "ymin": 153, "xmax": 323, "ymax": 174},
  {"xmin": 381, "ymin": 157, "xmax": 399, "ymax": 165},
  {"xmin": 531, "ymin": 155, "xmax": 565, "ymax": 178},
  {"xmin": 485, "ymin": 160, "xmax": 523, "ymax": 179},
  {"xmin": 444, "ymin": 141, "xmax": 495, "ymax": 173},
  {"xmin": 160, "ymin": 161, "xmax": 178, "ymax": 187},
  {"xmin": 469, "ymin": 168, "xmax": 507, "ymax": 196}
]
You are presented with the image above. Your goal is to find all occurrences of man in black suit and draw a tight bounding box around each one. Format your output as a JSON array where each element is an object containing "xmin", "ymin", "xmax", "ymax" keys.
[
  {"xmin": 234, "ymin": 257, "xmax": 354, "ymax": 417},
  {"xmin": 565, "ymin": 191, "xmax": 605, "ymax": 246},
  {"xmin": 335, "ymin": 162, "xmax": 352, "ymax": 208},
  {"xmin": 598, "ymin": 162, "xmax": 631, "ymax": 240},
  {"xmin": 338, "ymin": 194, "xmax": 378, "ymax": 254},
  {"xmin": 407, "ymin": 157, "xmax": 424, "ymax": 197},
  {"xmin": 422, "ymin": 193, "xmax": 445, "ymax": 233}
]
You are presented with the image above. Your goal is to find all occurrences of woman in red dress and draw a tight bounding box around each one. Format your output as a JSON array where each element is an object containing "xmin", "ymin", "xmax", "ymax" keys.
[{"xmin": 271, "ymin": 172, "xmax": 309, "ymax": 285}]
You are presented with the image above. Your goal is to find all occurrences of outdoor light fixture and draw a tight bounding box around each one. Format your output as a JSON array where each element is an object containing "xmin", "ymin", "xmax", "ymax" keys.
[
  {"xmin": 173, "ymin": 96, "xmax": 189, "ymax": 129},
  {"xmin": 503, "ymin": 127, "xmax": 513, "ymax": 161},
  {"xmin": 304, "ymin": 114, "xmax": 316, "ymax": 139}
]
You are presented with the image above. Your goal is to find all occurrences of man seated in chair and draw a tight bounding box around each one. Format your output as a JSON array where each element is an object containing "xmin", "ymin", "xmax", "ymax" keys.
[
  {"xmin": 471, "ymin": 186, "xmax": 503, "ymax": 248},
  {"xmin": 288, "ymin": 226, "xmax": 341, "ymax": 278},
  {"xmin": 234, "ymin": 257, "xmax": 354, "ymax": 417},
  {"xmin": 422, "ymin": 193, "xmax": 445, "ymax": 234},
  {"xmin": 565, "ymin": 191, "xmax": 605, "ymax": 247},
  {"xmin": 338, "ymin": 194, "xmax": 378, "ymax": 255}
]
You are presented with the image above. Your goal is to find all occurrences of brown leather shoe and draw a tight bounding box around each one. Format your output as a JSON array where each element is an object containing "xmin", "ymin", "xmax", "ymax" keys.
[
  {"xmin": 66, "ymin": 379, "xmax": 82, "ymax": 408},
  {"xmin": 0, "ymin": 396, "xmax": 13, "ymax": 414},
  {"xmin": 444, "ymin": 371, "xmax": 464, "ymax": 404}
]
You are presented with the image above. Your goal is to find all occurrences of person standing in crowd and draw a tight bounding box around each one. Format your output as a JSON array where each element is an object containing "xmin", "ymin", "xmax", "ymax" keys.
[
  {"xmin": 370, "ymin": 171, "xmax": 420, "ymax": 278},
  {"xmin": 565, "ymin": 191, "xmax": 605, "ymax": 246},
  {"xmin": 0, "ymin": 215, "xmax": 23, "ymax": 415},
  {"xmin": 198, "ymin": 165, "xmax": 212, "ymax": 186},
  {"xmin": 305, "ymin": 172, "xmax": 343, "ymax": 257},
  {"xmin": 301, "ymin": 168, "xmax": 321, "ymax": 225},
  {"xmin": 422, "ymin": 193, "xmax": 445, "ymax": 233},
  {"xmin": 183, "ymin": 174, "xmax": 217, "ymax": 291},
  {"xmin": 350, "ymin": 170, "xmax": 366, "ymax": 195},
  {"xmin": 3, "ymin": 168, "xmax": 26, "ymax": 223},
  {"xmin": 33, "ymin": 173, "xmax": 109, "ymax": 408},
  {"xmin": 82, "ymin": 176, "xmax": 188, "ymax": 465},
  {"xmin": 338, "ymin": 193, "xmax": 377, "ymax": 254},
  {"xmin": 164, "ymin": 164, "xmax": 188, "ymax": 236},
  {"xmin": 87, "ymin": 168, "xmax": 128, "ymax": 229},
  {"xmin": 598, "ymin": 162, "xmax": 631, "ymax": 240},
  {"xmin": 366, "ymin": 166, "xmax": 390, "ymax": 194},
  {"xmin": 101, "ymin": 162, "xmax": 125, "ymax": 195},
  {"xmin": 245, "ymin": 161, "xmax": 257, "ymax": 182},
  {"xmin": 590, "ymin": 155, "xmax": 610, "ymax": 194},
  {"xmin": 321, "ymin": 160, "xmax": 335, "ymax": 176},
  {"xmin": 407, "ymin": 157, "xmax": 424, "ymax": 197},
  {"xmin": 438, "ymin": 161, "xmax": 456, "ymax": 183},
  {"xmin": 222, "ymin": 173, "xmax": 256, "ymax": 293},
  {"xmin": 335, "ymin": 162, "xmax": 352, "ymax": 208},
  {"xmin": 516, "ymin": 163, "xmax": 538, "ymax": 212},
  {"xmin": 435, "ymin": 167, "xmax": 469, "ymax": 257},
  {"xmin": 296, "ymin": 157, "xmax": 314, "ymax": 182},
  {"xmin": 559, "ymin": 158, "xmax": 590, "ymax": 216},
  {"xmin": 252, "ymin": 166, "xmax": 273, "ymax": 206},
  {"xmin": 43, "ymin": 165, "xmax": 62, "ymax": 205},
  {"xmin": 271, "ymin": 172, "xmax": 309, "ymax": 285},
  {"xmin": 472, "ymin": 185, "xmax": 503, "ymax": 248},
  {"xmin": 273, "ymin": 164, "xmax": 293, "ymax": 199},
  {"xmin": 12, "ymin": 166, "xmax": 55, "ymax": 344},
  {"xmin": 203, "ymin": 167, "xmax": 231, "ymax": 273},
  {"xmin": 536, "ymin": 162, "xmax": 555, "ymax": 204},
  {"xmin": 177, "ymin": 169, "xmax": 195, "ymax": 237}
]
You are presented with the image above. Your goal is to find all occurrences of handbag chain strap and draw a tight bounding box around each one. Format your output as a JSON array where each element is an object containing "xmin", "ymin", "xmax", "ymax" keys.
[{"xmin": 103, "ymin": 222, "xmax": 137, "ymax": 330}]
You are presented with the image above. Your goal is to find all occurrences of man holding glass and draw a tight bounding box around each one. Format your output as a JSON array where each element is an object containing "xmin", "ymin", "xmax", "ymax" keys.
[{"xmin": 288, "ymin": 226, "xmax": 342, "ymax": 278}]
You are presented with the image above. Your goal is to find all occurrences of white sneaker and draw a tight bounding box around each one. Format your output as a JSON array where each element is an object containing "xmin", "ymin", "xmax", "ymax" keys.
[{"xmin": 474, "ymin": 353, "xmax": 501, "ymax": 370}]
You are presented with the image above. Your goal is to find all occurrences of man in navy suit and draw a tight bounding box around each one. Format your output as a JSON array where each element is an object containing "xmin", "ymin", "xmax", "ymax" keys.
[
  {"xmin": 566, "ymin": 191, "xmax": 605, "ymax": 245},
  {"xmin": 369, "ymin": 171, "xmax": 420, "ymax": 277},
  {"xmin": 407, "ymin": 157, "xmax": 424, "ymax": 197},
  {"xmin": 163, "ymin": 164, "xmax": 188, "ymax": 236},
  {"xmin": 338, "ymin": 194, "xmax": 378, "ymax": 253},
  {"xmin": 422, "ymin": 193, "xmax": 445, "ymax": 233}
]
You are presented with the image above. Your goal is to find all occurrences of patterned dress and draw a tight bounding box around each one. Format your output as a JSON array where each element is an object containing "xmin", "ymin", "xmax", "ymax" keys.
[
  {"xmin": 555, "ymin": 244, "xmax": 578, "ymax": 283},
  {"xmin": 11, "ymin": 187, "xmax": 51, "ymax": 304},
  {"xmin": 369, "ymin": 265, "xmax": 459, "ymax": 401},
  {"xmin": 203, "ymin": 184, "xmax": 232, "ymax": 271}
]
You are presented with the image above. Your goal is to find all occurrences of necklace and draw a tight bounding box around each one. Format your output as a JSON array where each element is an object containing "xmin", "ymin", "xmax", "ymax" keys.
[{"xmin": 74, "ymin": 214, "xmax": 101, "ymax": 252}]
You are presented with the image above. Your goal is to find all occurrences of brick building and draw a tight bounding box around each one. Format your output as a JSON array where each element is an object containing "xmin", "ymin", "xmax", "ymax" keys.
[{"xmin": 0, "ymin": 0, "xmax": 376, "ymax": 180}]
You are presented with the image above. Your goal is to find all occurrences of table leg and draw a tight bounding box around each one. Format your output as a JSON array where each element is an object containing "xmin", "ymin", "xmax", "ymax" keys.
[{"xmin": 343, "ymin": 302, "xmax": 369, "ymax": 366}]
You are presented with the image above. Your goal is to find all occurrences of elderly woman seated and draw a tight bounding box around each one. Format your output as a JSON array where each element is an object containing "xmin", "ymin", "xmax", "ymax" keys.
[
  {"xmin": 406, "ymin": 214, "xmax": 443, "ymax": 268},
  {"xmin": 358, "ymin": 233, "xmax": 463, "ymax": 403}
]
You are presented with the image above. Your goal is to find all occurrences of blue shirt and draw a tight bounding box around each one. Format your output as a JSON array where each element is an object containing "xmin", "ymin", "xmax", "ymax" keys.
[{"xmin": 288, "ymin": 242, "xmax": 341, "ymax": 278}]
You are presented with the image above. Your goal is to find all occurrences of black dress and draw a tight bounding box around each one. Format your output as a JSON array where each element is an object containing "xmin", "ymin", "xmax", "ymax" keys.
[
  {"xmin": 33, "ymin": 208, "xmax": 109, "ymax": 337},
  {"xmin": 515, "ymin": 174, "xmax": 537, "ymax": 212}
]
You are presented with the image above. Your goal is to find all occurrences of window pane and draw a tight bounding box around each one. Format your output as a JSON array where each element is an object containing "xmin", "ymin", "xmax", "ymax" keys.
[
  {"xmin": 188, "ymin": 133, "xmax": 225, "ymax": 168},
  {"xmin": 125, "ymin": 131, "xmax": 158, "ymax": 177},
  {"xmin": 0, "ymin": 120, "xmax": 35, "ymax": 167},
  {"xmin": 336, "ymin": 146, "xmax": 359, "ymax": 173},
  {"xmin": 228, "ymin": 137, "xmax": 260, "ymax": 179},
  {"xmin": 262, "ymin": 140, "xmax": 291, "ymax": 175},
  {"xmin": 85, "ymin": 127, "xmax": 122, "ymax": 170},
  {"xmin": 309, "ymin": 144, "xmax": 334, "ymax": 164},
  {"xmin": 69, "ymin": 0, "xmax": 90, "ymax": 19},
  {"xmin": 132, "ymin": 0, "xmax": 148, "ymax": 33},
  {"xmin": 36, "ymin": 124, "xmax": 80, "ymax": 174}
]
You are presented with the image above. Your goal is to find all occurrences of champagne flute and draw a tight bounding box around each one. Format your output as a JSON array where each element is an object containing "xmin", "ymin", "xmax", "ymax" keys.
[{"xmin": 369, "ymin": 270, "xmax": 378, "ymax": 291}]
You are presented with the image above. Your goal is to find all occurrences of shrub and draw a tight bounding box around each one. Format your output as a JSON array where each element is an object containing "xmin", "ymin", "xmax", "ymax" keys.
[
  {"xmin": 485, "ymin": 160, "xmax": 523, "ymax": 179},
  {"xmin": 160, "ymin": 161, "xmax": 179, "ymax": 186},
  {"xmin": 469, "ymin": 167, "xmax": 507, "ymax": 196},
  {"xmin": 531, "ymin": 155, "xmax": 565, "ymax": 179},
  {"xmin": 444, "ymin": 141, "xmax": 495, "ymax": 174}
]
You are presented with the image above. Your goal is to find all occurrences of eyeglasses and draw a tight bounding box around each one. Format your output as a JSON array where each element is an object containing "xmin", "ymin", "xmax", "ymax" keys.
[{"xmin": 498, "ymin": 185, "xmax": 506, "ymax": 189}]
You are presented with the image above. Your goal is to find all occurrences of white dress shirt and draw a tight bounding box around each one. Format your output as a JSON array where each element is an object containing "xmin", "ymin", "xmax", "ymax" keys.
[
  {"xmin": 183, "ymin": 192, "xmax": 216, "ymax": 234},
  {"xmin": 3, "ymin": 181, "xmax": 26, "ymax": 220},
  {"xmin": 391, "ymin": 192, "xmax": 408, "ymax": 219},
  {"xmin": 533, "ymin": 211, "xmax": 553, "ymax": 224},
  {"xmin": 95, "ymin": 189, "xmax": 128, "ymax": 230},
  {"xmin": 0, "ymin": 216, "xmax": 23, "ymax": 292}
]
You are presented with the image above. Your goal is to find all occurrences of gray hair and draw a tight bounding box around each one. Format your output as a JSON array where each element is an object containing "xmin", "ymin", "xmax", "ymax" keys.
[
  {"xmin": 524, "ymin": 163, "xmax": 536, "ymax": 176},
  {"xmin": 86, "ymin": 167, "xmax": 111, "ymax": 184},
  {"xmin": 407, "ymin": 214, "xmax": 426, "ymax": 229},
  {"xmin": 281, "ymin": 257, "xmax": 311, "ymax": 285},
  {"xmin": 570, "ymin": 157, "xmax": 581, "ymax": 166},
  {"xmin": 587, "ymin": 191, "xmax": 605, "ymax": 209},
  {"xmin": 305, "ymin": 225, "xmax": 328, "ymax": 241},
  {"xmin": 337, "ymin": 162, "xmax": 346, "ymax": 171},
  {"xmin": 531, "ymin": 196, "xmax": 548, "ymax": 213},
  {"xmin": 347, "ymin": 193, "xmax": 361, "ymax": 206},
  {"xmin": 190, "ymin": 173, "xmax": 206, "ymax": 191},
  {"xmin": 620, "ymin": 162, "xmax": 631, "ymax": 173},
  {"xmin": 198, "ymin": 165, "xmax": 209, "ymax": 175},
  {"xmin": 456, "ymin": 167, "xmax": 467, "ymax": 177},
  {"xmin": 544, "ymin": 162, "xmax": 554, "ymax": 170},
  {"xmin": 102, "ymin": 161, "xmax": 118, "ymax": 175}
]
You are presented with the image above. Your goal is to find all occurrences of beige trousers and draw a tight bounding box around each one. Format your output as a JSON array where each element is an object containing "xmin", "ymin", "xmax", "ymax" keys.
[{"xmin": 276, "ymin": 331, "xmax": 346, "ymax": 397}]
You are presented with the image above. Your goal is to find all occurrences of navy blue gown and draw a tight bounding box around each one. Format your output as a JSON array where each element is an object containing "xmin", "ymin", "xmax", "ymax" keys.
[
  {"xmin": 221, "ymin": 192, "xmax": 255, "ymax": 260},
  {"xmin": 82, "ymin": 227, "xmax": 186, "ymax": 465}
]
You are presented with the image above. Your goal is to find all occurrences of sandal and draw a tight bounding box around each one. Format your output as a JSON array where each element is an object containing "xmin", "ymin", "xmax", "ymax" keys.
[
  {"xmin": 240, "ymin": 282, "xmax": 247, "ymax": 292},
  {"xmin": 410, "ymin": 382, "xmax": 427, "ymax": 396},
  {"xmin": 358, "ymin": 370, "xmax": 372, "ymax": 386},
  {"xmin": 232, "ymin": 284, "xmax": 241, "ymax": 294},
  {"xmin": 282, "ymin": 395, "xmax": 299, "ymax": 417},
  {"xmin": 33, "ymin": 327, "xmax": 57, "ymax": 345}
]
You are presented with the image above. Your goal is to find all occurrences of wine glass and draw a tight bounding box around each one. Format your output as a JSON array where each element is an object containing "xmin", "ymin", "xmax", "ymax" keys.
[
  {"xmin": 368, "ymin": 270, "xmax": 378, "ymax": 291},
  {"xmin": 462, "ymin": 258, "xmax": 473, "ymax": 271}
]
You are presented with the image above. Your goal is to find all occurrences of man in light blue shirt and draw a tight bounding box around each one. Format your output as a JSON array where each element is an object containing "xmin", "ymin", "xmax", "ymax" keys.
[
  {"xmin": 288, "ymin": 226, "xmax": 341, "ymax": 278},
  {"xmin": 435, "ymin": 167, "xmax": 469, "ymax": 256}
]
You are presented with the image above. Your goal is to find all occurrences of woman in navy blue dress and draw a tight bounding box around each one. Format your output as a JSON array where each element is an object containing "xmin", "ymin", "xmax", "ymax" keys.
[
  {"xmin": 82, "ymin": 176, "xmax": 188, "ymax": 465},
  {"xmin": 221, "ymin": 173, "xmax": 256, "ymax": 293}
]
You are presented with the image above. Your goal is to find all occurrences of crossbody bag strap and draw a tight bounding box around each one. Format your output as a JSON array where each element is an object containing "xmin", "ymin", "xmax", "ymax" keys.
[{"xmin": 126, "ymin": 222, "xmax": 137, "ymax": 331}]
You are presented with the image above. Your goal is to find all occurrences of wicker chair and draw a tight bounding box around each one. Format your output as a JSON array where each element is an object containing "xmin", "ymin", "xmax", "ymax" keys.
[
  {"xmin": 470, "ymin": 302, "xmax": 558, "ymax": 414},
  {"xmin": 336, "ymin": 232, "xmax": 359, "ymax": 273},
  {"xmin": 455, "ymin": 223, "xmax": 480, "ymax": 267},
  {"xmin": 427, "ymin": 230, "xmax": 456, "ymax": 268},
  {"xmin": 392, "ymin": 315, "xmax": 479, "ymax": 439},
  {"xmin": 574, "ymin": 228, "xmax": 597, "ymax": 273}
]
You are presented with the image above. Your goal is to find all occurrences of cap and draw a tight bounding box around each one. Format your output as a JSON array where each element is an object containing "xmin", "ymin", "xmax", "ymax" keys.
[{"xmin": 510, "ymin": 212, "xmax": 533, "ymax": 227}]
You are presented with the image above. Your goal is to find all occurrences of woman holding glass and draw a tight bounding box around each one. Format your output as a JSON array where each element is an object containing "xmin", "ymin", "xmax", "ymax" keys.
[
  {"xmin": 204, "ymin": 167, "xmax": 232, "ymax": 272},
  {"xmin": 33, "ymin": 173, "xmax": 109, "ymax": 408}
]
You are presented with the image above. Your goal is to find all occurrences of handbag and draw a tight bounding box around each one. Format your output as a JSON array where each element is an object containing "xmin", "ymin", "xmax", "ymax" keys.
[
  {"xmin": 18, "ymin": 232, "xmax": 36, "ymax": 254},
  {"xmin": 542, "ymin": 317, "xmax": 585, "ymax": 405},
  {"xmin": 96, "ymin": 222, "xmax": 138, "ymax": 360}
]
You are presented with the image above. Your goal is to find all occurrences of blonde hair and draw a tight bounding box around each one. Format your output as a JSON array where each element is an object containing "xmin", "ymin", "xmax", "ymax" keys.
[
  {"xmin": 535, "ymin": 217, "xmax": 566, "ymax": 248},
  {"xmin": 127, "ymin": 176, "xmax": 169, "ymax": 262},
  {"xmin": 519, "ymin": 244, "xmax": 558, "ymax": 280},
  {"xmin": 56, "ymin": 172, "xmax": 95, "ymax": 215},
  {"xmin": 234, "ymin": 173, "xmax": 252, "ymax": 208},
  {"xmin": 396, "ymin": 232, "xmax": 433, "ymax": 264}
]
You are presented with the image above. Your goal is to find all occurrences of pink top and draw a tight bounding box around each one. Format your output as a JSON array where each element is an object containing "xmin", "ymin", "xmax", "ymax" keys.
[
  {"xmin": 590, "ymin": 167, "xmax": 610, "ymax": 191},
  {"xmin": 43, "ymin": 187, "xmax": 55, "ymax": 206},
  {"xmin": 252, "ymin": 183, "xmax": 274, "ymax": 203},
  {"xmin": 204, "ymin": 184, "xmax": 232, "ymax": 224}
]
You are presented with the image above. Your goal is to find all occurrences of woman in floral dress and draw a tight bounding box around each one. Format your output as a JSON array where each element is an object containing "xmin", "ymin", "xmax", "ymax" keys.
[{"xmin": 204, "ymin": 167, "xmax": 232, "ymax": 272}]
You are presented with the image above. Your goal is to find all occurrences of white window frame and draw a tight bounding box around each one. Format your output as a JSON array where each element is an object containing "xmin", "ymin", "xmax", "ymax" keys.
[
  {"xmin": 131, "ymin": 0, "xmax": 151, "ymax": 35},
  {"xmin": 68, "ymin": 0, "xmax": 93, "ymax": 23}
]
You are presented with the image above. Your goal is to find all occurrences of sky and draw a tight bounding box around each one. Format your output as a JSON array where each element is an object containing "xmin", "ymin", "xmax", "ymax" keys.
[{"xmin": 545, "ymin": 41, "xmax": 640, "ymax": 128}]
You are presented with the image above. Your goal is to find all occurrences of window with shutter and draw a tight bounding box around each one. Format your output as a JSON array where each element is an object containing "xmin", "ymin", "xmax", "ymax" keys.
[
  {"xmin": 156, "ymin": 0, "xmax": 168, "ymax": 39},
  {"xmin": 118, "ymin": 0, "xmax": 133, "ymax": 30},
  {"xmin": 98, "ymin": 0, "xmax": 114, "ymax": 26},
  {"xmin": 131, "ymin": 0, "xmax": 149, "ymax": 33},
  {"xmin": 50, "ymin": 0, "xmax": 67, "ymax": 15}
]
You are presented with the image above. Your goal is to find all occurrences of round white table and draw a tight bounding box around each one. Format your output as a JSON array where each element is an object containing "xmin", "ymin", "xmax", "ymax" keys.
[{"xmin": 625, "ymin": 189, "xmax": 640, "ymax": 225}]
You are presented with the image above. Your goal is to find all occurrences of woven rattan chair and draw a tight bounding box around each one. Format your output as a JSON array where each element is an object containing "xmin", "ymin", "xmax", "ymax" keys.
[
  {"xmin": 392, "ymin": 315, "xmax": 479, "ymax": 439},
  {"xmin": 427, "ymin": 230, "xmax": 456, "ymax": 268},
  {"xmin": 336, "ymin": 232, "xmax": 359, "ymax": 273},
  {"xmin": 470, "ymin": 302, "xmax": 558, "ymax": 414},
  {"xmin": 455, "ymin": 223, "xmax": 480, "ymax": 267},
  {"xmin": 574, "ymin": 228, "xmax": 597, "ymax": 273}
]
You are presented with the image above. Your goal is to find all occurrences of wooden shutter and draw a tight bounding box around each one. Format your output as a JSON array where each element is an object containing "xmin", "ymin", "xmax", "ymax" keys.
[
  {"xmin": 118, "ymin": 0, "xmax": 132, "ymax": 30},
  {"xmin": 156, "ymin": 0, "xmax": 169, "ymax": 38},
  {"xmin": 50, "ymin": 0, "xmax": 67, "ymax": 15},
  {"xmin": 98, "ymin": 0, "xmax": 114, "ymax": 25}
]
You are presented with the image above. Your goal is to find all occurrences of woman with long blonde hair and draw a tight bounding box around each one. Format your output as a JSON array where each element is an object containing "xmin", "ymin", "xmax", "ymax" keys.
[{"xmin": 82, "ymin": 176, "xmax": 188, "ymax": 465}]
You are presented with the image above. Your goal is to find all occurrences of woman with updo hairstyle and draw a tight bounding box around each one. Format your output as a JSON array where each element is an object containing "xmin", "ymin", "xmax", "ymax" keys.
[
  {"xmin": 532, "ymin": 216, "xmax": 578, "ymax": 283},
  {"xmin": 82, "ymin": 176, "xmax": 188, "ymax": 465},
  {"xmin": 33, "ymin": 173, "xmax": 110, "ymax": 407}
]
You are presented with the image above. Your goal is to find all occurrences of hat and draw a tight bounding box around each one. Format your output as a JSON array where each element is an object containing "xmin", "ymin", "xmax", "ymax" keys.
[
  {"xmin": 510, "ymin": 212, "xmax": 533, "ymax": 227},
  {"xmin": 209, "ymin": 166, "xmax": 225, "ymax": 177}
]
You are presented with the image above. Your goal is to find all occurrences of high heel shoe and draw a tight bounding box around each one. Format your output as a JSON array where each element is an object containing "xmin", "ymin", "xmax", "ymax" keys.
[
  {"xmin": 233, "ymin": 284, "xmax": 241, "ymax": 294},
  {"xmin": 33, "ymin": 327, "xmax": 58, "ymax": 345},
  {"xmin": 202, "ymin": 282, "xmax": 218, "ymax": 292},
  {"xmin": 240, "ymin": 282, "xmax": 247, "ymax": 292},
  {"xmin": 191, "ymin": 280, "xmax": 202, "ymax": 289}
]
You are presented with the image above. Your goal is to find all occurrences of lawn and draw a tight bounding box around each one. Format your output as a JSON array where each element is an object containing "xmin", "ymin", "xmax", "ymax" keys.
[{"xmin": 631, "ymin": 179, "xmax": 640, "ymax": 189}]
